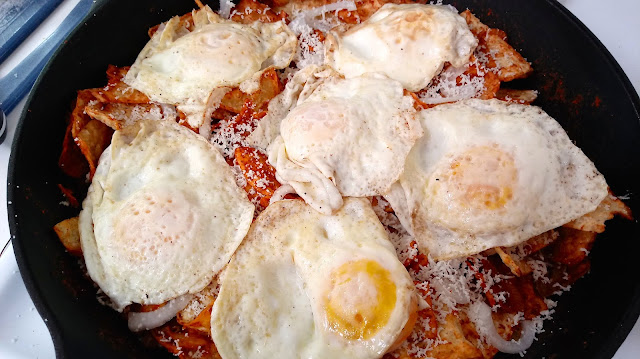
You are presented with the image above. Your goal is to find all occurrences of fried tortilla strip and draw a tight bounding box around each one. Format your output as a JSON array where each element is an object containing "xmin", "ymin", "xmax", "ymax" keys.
[
  {"xmin": 281, "ymin": 0, "xmax": 424, "ymax": 24},
  {"xmin": 564, "ymin": 192, "xmax": 632, "ymax": 233},
  {"xmin": 152, "ymin": 321, "xmax": 221, "ymax": 359},
  {"xmin": 536, "ymin": 259, "xmax": 591, "ymax": 297},
  {"xmin": 53, "ymin": 217, "xmax": 82, "ymax": 256},
  {"xmin": 75, "ymin": 119, "xmax": 114, "ymax": 179},
  {"xmin": 493, "ymin": 230, "xmax": 558, "ymax": 276},
  {"xmin": 461, "ymin": 11, "xmax": 533, "ymax": 82},
  {"xmin": 89, "ymin": 65, "xmax": 150, "ymax": 104},
  {"xmin": 495, "ymin": 88, "xmax": 538, "ymax": 104},
  {"xmin": 336, "ymin": 0, "xmax": 418, "ymax": 24},
  {"xmin": 230, "ymin": 0, "xmax": 288, "ymax": 24},
  {"xmin": 59, "ymin": 118, "xmax": 89, "ymax": 178},
  {"xmin": 71, "ymin": 89, "xmax": 95, "ymax": 138},
  {"xmin": 84, "ymin": 101, "xmax": 177, "ymax": 130},
  {"xmin": 509, "ymin": 230, "xmax": 558, "ymax": 257},
  {"xmin": 464, "ymin": 56, "xmax": 501, "ymax": 99},
  {"xmin": 426, "ymin": 313, "xmax": 484, "ymax": 359},
  {"xmin": 389, "ymin": 311, "xmax": 483, "ymax": 359},
  {"xmin": 149, "ymin": 11, "xmax": 194, "ymax": 37},
  {"xmin": 495, "ymin": 247, "xmax": 529, "ymax": 277},
  {"xmin": 219, "ymin": 68, "xmax": 284, "ymax": 114},
  {"xmin": 212, "ymin": 101, "xmax": 267, "ymax": 160},
  {"xmin": 234, "ymin": 146, "xmax": 280, "ymax": 208},
  {"xmin": 177, "ymin": 283, "xmax": 218, "ymax": 334},
  {"xmin": 417, "ymin": 54, "xmax": 501, "ymax": 106},
  {"xmin": 550, "ymin": 227, "xmax": 597, "ymax": 266},
  {"xmin": 57, "ymin": 184, "xmax": 80, "ymax": 208},
  {"xmin": 67, "ymin": 89, "xmax": 105, "ymax": 179},
  {"xmin": 486, "ymin": 257, "xmax": 547, "ymax": 319}
]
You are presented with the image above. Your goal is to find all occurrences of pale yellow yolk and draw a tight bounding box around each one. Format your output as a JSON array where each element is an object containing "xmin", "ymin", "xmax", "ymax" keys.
[
  {"xmin": 432, "ymin": 145, "xmax": 517, "ymax": 211},
  {"xmin": 324, "ymin": 259, "xmax": 397, "ymax": 340}
]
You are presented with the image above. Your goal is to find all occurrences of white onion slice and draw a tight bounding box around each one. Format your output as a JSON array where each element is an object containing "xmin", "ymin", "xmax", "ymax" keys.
[
  {"xmin": 270, "ymin": 184, "xmax": 296, "ymax": 204},
  {"xmin": 289, "ymin": 1, "xmax": 357, "ymax": 33},
  {"xmin": 127, "ymin": 294, "xmax": 193, "ymax": 332},
  {"xmin": 468, "ymin": 301, "xmax": 536, "ymax": 354},
  {"xmin": 218, "ymin": 0, "xmax": 235, "ymax": 19}
]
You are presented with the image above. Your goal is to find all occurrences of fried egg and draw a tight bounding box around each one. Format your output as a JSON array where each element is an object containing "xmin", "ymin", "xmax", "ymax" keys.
[
  {"xmin": 124, "ymin": 6, "xmax": 297, "ymax": 130},
  {"xmin": 385, "ymin": 99, "xmax": 608, "ymax": 260},
  {"xmin": 211, "ymin": 198, "xmax": 417, "ymax": 359},
  {"xmin": 79, "ymin": 120, "xmax": 254, "ymax": 310},
  {"xmin": 325, "ymin": 3, "xmax": 477, "ymax": 92},
  {"xmin": 267, "ymin": 72, "xmax": 423, "ymax": 214}
]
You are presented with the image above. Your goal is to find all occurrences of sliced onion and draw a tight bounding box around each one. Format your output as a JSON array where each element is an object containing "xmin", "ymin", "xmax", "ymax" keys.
[
  {"xmin": 218, "ymin": 0, "xmax": 235, "ymax": 19},
  {"xmin": 296, "ymin": 1, "xmax": 356, "ymax": 19},
  {"xmin": 289, "ymin": 1, "xmax": 357, "ymax": 33},
  {"xmin": 270, "ymin": 184, "xmax": 296, "ymax": 204},
  {"xmin": 128, "ymin": 294, "xmax": 193, "ymax": 332},
  {"xmin": 468, "ymin": 301, "xmax": 536, "ymax": 354}
]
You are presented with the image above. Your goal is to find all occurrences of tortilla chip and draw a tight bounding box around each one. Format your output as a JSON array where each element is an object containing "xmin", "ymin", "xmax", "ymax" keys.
[
  {"xmin": 219, "ymin": 68, "xmax": 284, "ymax": 114},
  {"xmin": 87, "ymin": 65, "xmax": 150, "ymax": 104},
  {"xmin": 492, "ymin": 230, "xmax": 559, "ymax": 276},
  {"xmin": 84, "ymin": 101, "xmax": 177, "ymax": 130},
  {"xmin": 564, "ymin": 192, "xmax": 632, "ymax": 233},
  {"xmin": 71, "ymin": 90, "xmax": 95, "ymax": 138},
  {"xmin": 75, "ymin": 119, "xmax": 114, "ymax": 179},
  {"xmin": 461, "ymin": 11, "xmax": 533, "ymax": 82},
  {"xmin": 231, "ymin": 0, "xmax": 288, "ymax": 23},
  {"xmin": 550, "ymin": 227, "xmax": 597, "ymax": 266},
  {"xmin": 177, "ymin": 283, "xmax": 218, "ymax": 334},
  {"xmin": 53, "ymin": 217, "xmax": 82, "ymax": 256},
  {"xmin": 495, "ymin": 88, "xmax": 538, "ymax": 104},
  {"xmin": 148, "ymin": 11, "xmax": 194, "ymax": 37},
  {"xmin": 59, "ymin": 119, "xmax": 89, "ymax": 179},
  {"xmin": 495, "ymin": 247, "xmax": 529, "ymax": 277},
  {"xmin": 57, "ymin": 184, "xmax": 80, "ymax": 208},
  {"xmin": 152, "ymin": 322, "xmax": 221, "ymax": 359},
  {"xmin": 234, "ymin": 146, "xmax": 280, "ymax": 208}
]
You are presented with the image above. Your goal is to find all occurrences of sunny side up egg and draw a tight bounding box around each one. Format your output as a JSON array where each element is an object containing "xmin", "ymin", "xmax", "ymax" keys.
[
  {"xmin": 325, "ymin": 3, "xmax": 477, "ymax": 92},
  {"xmin": 211, "ymin": 198, "xmax": 417, "ymax": 359},
  {"xmin": 124, "ymin": 6, "xmax": 297, "ymax": 130},
  {"xmin": 266, "ymin": 70, "xmax": 423, "ymax": 214},
  {"xmin": 79, "ymin": 120, "xmax": 254, "ymax": 310},
  {"xmin": 385, "ymin": 99, "xmax": 609, "ymax": 260}
]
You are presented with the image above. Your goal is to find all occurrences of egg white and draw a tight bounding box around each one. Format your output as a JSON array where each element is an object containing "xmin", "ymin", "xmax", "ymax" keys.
[
  {"xmin": 385, "ymin": 99, "xmax": 609, "ymax": 260},
  {"xmin": 79, "ymin": 120, "xmax": 254, "ymax": 310},
  {"xmin": 325, "ymin": 3, "xmax": 477, "ymax": 92},
  {"xmin": 211, "ymin": 198, "xmax": 416, "ymax": 359},
  {"xmin": 124, "ymin": 6, "xmax": 297, "ymax": 129},
  {"xmin": 266, "ymin": 71, "xmax": 423, "ymax": 214}
]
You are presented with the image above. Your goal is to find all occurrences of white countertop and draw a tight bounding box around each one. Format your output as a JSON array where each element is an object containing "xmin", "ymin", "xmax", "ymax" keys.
[{"xmin": 1, "ymin": 0, "xmax": 639, "ymax": 358}]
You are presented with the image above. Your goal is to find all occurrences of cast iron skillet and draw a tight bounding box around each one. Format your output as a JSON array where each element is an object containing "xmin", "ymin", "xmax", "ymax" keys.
[{"xmin": 7, "ymin": 0, "xmax": 640, "ymax": 358}]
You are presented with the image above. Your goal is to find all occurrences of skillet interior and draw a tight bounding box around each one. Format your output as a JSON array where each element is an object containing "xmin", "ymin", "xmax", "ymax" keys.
[{"xmin": 8, "ymin": 0, "xmax": 640, "ymax": 358}]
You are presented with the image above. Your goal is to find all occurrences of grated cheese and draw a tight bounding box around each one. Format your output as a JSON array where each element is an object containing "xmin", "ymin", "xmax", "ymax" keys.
[{"xmin": 420, "ymin": 62, "xmax": 486, "ymax": 104}]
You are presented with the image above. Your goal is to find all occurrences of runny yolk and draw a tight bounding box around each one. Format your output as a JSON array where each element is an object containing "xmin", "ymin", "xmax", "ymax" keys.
[{"xmin": 324, "ymin": 259, "xmax": 397, "ymax": 340}]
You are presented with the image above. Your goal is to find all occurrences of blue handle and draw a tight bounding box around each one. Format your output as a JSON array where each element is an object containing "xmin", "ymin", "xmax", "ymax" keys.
[
  {"xmin": 0, "ymin": 0, "xmax": 64, "ymax": 64},
  {"xmin": 0, "ymin": 0, "xmax": 95, "ymax": 115}
]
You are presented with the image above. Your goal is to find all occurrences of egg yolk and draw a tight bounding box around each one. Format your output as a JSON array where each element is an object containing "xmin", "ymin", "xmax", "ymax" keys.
[
  {"xmin": 433, "ymin": 145, "xmax": 517, "ymax": 211},
  {"xmin": 324, "ymin": 259, "xmax": 396, "ymax": 340}
]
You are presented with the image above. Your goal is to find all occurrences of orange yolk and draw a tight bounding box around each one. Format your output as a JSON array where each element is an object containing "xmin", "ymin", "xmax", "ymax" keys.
[
  {"xmin": 324, "ymin": 259, "xmax": 397, "ymax": 340},
  {"xmin": 434, "ymin": 145, "xmax": 517, "ymax": 211}
]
